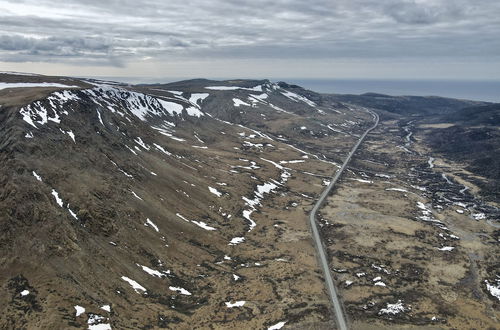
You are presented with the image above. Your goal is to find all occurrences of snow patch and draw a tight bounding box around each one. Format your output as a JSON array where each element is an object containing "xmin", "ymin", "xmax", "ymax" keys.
[
  {"xmin": 100, "ymin": 305, "xmax": 111, "ymax": 313},
  {"xmin": 144, "ymin": 218, "xmax": 159, "ymax": 232},
  {"xmin": 96, "ymin": 110, "xmax": 104, "ymax": 126},
  {"xmin": 351, "ymin": 178, "xmax": 373, "ymax": 183},
  {"xmin": 176, "ymin": 213, "xmax": 190, "ymax": 222},
  {"xmin": 225, "ymin": 301, "xmax": 246, "ymax": 308},
  {"xmin": 233, "ymin": 98, "xmax": 250, "ymax": 107},
  {"xmin": 229, "ymin": 237, "xmax": 245, "ymax": 245},
  {"xmin": 437, "ymin": 246, "xmax": 455, "ymax": 251},
  {"xmin": 75, "ymin": 305, "xmax": 85, "ymax": 317},
  {"xmin": 428, "ymin": 157, "xmax": 435, "ymax": 168},
  {"xmin": 138, "ymin": 264, "xmax": 169, "ymax": 277},
  {"xmin": 242, "ymin": 181, "xmax": 279, "ymax": 231},
  {"xmin": 51, "ymin": 189, "xmax": 63, "ymax": 207},
  {"xmin": 176, "ymin": 213, "xmax": 216, "ymax": 231},
  {"xmin": 131, "ymin": 191, "xmax": 143, "ymax": 200},
  {"xmin": 121, "ymin": 276, "xmax": 146, "ymax": 293},
  {"xmin": 189, "ymin": 93, "xmax": 209, "ymax": 106},
  {"xmin": 473, "ymin": 213, "xmax": 486, "ymax": 220},
  {"xmin": 134, "ymin": 137, "xmax": 150, "ymax": 150},
  {"xmin": 281, "ymin": 90, "xmax": 316, "ymax": 107},
  {"xmin": 192, "ymin": 220, "xmax": 216, "ymax": 231},
  {"xmin": 208, "ymin": 186, "xmax": 223, "ymax": 197},
  {"xmin": 485, "ymin": 278, "xmax": 500, "ymax": 301},
  {"xmin": 268, "ymin": 321, "xmax": 287, "ymax": 330},
  {"xmin": 87, "ymin": 313, "xmax": 111, "ymax": 330},
  {"xmin": 385, "ymin": 188, "xmax": 407, "ymax": 192},
  {"xmin": 68, "ymin": 207, "xmax": 78, "ymax": 220},
  {"xmin": 154, "ymin": 143, "xmax": 172, "ymax": 156},
  {"xmin": 379, "ymin": 300, "xmax": 407, "ymax": 315},
  {"xmin": 32, "ymin": 171, "xmax": 42, "ymax": 181},
  {"xmin": 169, "ymin": 286, "xmax": 192, "ymax": 295},
  {"xmin": 185, "ymin": 106, "xmax": 204, "ymax": 117}
]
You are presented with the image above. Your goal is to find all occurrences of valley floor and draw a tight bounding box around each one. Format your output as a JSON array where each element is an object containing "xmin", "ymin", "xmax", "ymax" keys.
[{"xmin": 319, "ymin": 117, "xmax": 499, "ymax": 329}]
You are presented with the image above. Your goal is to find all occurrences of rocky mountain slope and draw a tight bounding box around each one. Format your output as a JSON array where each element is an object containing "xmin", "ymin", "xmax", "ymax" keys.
[
  {"xmin": 1, "ymin": 72, "xmax": 498, "ymax": 330},
  {"xmin": 0, "ymin": 72, "xmax": 372, "ymax": 329}
]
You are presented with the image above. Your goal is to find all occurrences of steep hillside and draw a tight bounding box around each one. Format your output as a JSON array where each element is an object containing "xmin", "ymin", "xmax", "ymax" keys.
[{"xmin": 0, "ymin": 72, "xmax": 373, "ymax": 329}]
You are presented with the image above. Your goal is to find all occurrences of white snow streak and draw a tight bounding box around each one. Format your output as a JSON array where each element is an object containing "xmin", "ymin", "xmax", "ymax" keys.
[
  {"xmin": 229, "ymin": 237, "xmax": 245, "ymax": 245},
  {"xmin": 233, "ymin": 98, "xmax": 250, "ymax": 107},
  {"xmin": 225, "ymin": 301, "xmax": 246, "ymax": 307},
  {"xmin": 51, "ymin": 189, "xmax": 63, "ymax": 207},
  {"xmin": 169, "ymin": 286, "xmax": 192, "ymax": 295},
  {"xmin": 208, "ymin": 186, "xmax": 223, "ymax": 197},
  {"xmin": 145, "ymin": 218, "xmax": 159, "ymax": 232},
  {"xmin": 32, "ymin": 171, "xmax": 42, "ymax": 181},
  {"xmin": 268, "ymin": 321, "xmax": 287, "ymax": 330},
  {"xmin": 121, "ymin": 276, "xmax": 146, "ymax": 293}
]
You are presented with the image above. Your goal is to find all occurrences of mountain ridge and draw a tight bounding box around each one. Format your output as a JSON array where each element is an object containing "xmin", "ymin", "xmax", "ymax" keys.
[{"xmin": 0, "ymin": 71, "xmax": 371, "ymax": 329}]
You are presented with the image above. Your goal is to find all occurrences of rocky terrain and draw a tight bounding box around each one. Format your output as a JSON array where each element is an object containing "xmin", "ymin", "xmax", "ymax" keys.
[
  {"xmin": 0, "ymin": 72, "xmax": 373, "ymax": 329},
  {"xmin": 0, "ymin": 72, "xmax": 498, "ymax": 330}
]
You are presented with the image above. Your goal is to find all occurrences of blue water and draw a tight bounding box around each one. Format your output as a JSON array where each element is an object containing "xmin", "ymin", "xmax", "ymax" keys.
[
  {"xmin": 280, "ymin": 79, "xmax": 500, "ymax": 103},
  {"xmin": 87, "ymin": 76, "xmax": 500, "ymax": 103}
]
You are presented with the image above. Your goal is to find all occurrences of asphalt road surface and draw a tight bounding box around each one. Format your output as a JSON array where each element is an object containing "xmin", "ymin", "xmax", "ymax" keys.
[{"xmin": 309, "ymin": 109, "xmax": 379, "ymax": 330}]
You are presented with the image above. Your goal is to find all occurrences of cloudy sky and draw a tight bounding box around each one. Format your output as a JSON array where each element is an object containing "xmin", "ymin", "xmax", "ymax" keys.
[{"xmin": 0, "ymin": 0, "xmax": 499, "ymax": 80}]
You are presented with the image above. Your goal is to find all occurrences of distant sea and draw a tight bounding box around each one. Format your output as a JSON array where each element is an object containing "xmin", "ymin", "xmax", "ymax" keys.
[
  {"xmin": 281, "ymin": 79, "xmax": 500, "ymax": 103},
  {"xmin": 88, "ymin": 76, "xmax": 500, "ymax": 103}
]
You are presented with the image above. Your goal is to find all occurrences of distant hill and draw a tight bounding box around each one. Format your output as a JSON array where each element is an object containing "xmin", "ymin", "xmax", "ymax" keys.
[
  {"xmin": 440, "ymin": 103, "xmax": 500, "ymax": 126},
  {"xmin": 330, "ymin": 89, "xmax": 499, "ymax": 201},
  {"xmin": 424, "ymin": 102, "xmax": 500, "ymax": 200},
  {"xmin": 329, "ymin": 93, "xmax": 486, "ymax": 115}
]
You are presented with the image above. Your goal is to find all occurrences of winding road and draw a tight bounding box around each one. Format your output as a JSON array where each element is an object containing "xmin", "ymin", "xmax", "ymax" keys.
[{"xmin": 309, "ymin": 109, "xmax": 379, "ymax": 330}]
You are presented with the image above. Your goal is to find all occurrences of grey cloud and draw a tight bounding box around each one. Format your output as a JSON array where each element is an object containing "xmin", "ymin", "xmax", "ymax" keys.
[
  {"xmin": 0, "ymin": 35, "xmax": 111, "ymax": 55},
  {"xmin": 383, "ymin": 1, "xmax": 464, "ymax": 24},
  {"xmin": 0, "ymin": 0, "xmax": 498, "ymax": 70},
  {"xmin": 0, "ymin": 35, "xmax": 33, "ymax": 51}
]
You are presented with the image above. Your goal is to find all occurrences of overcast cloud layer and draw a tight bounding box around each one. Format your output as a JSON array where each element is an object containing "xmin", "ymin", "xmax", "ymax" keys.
[{"xmin": 0, "ymin": 0, "xmax": 499, "ymax": 79}]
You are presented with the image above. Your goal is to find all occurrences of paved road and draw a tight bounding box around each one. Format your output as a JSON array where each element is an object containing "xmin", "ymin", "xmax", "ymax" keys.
[{"xmin": 309, "ymin": 110, "xmax": 379, "ymax": 330}]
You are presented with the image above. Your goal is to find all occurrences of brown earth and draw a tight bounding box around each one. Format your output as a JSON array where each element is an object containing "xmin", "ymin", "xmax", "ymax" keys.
[{"xmin": 319, "ymin": 115, "xmax": 499, "ymax": 330}]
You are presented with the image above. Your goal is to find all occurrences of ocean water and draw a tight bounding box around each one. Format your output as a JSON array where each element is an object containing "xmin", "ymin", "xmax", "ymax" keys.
[
  {"xmin": 280, "ymin": 79, "xmax": 500, "ymax": 103},
  {"xmin": 87, "ymin": 76, "xmax": 500, "ymax": 103}
]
